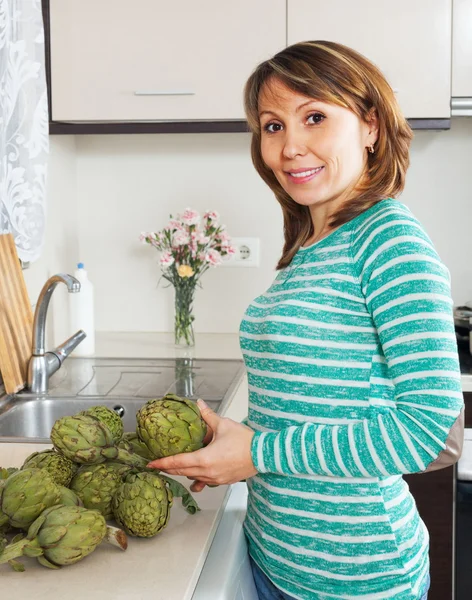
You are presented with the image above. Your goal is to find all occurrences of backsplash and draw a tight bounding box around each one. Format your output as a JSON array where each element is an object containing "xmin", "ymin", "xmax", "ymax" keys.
[{"xmin": 24, "ymin": 118, "xmax": 472, "ymax": 344}]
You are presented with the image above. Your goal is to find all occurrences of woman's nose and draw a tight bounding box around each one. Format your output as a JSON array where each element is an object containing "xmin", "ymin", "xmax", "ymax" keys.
[{"xmin": 282, "ymin": 129, "xmax": 308, "ymax": 159}]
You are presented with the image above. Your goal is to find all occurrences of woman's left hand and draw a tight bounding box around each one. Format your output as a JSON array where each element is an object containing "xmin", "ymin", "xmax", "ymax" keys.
[{"xmin": 146, "ymin": 399, "xmax": 258, "ymax": 487}]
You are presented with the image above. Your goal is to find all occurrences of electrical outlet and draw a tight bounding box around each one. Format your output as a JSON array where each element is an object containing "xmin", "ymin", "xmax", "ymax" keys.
[{"xmin": 224, "ymin": 237, "xmax": 260, "ymax": 268}]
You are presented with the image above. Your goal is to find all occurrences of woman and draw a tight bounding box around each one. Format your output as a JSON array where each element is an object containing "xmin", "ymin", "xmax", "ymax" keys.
[{"xmin": 148, "ymin": 41, "xmax": 464, "ymax": 600}]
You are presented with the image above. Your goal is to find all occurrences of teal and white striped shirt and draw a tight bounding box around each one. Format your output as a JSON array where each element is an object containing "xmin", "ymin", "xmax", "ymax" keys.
[{"xmin": 240, "ymin": 198, "xmax": 463, "ymax": 600}]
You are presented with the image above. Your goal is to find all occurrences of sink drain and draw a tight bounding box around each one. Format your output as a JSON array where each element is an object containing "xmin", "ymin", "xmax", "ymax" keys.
[{"xmin": 113, "ymin": 405, "xmax": 125, "ymax": 418}]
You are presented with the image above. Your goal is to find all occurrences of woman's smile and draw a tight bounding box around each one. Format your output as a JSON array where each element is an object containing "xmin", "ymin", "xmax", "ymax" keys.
[{"xmin": 285, "ymin": 165, "xmax": 324, "ymax": 184}]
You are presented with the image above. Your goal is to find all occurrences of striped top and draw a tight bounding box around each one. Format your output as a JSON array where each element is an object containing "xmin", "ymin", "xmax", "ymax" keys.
[{"xmin": 240, "ymin": 198, "xmax": 463, "ymax": 600}]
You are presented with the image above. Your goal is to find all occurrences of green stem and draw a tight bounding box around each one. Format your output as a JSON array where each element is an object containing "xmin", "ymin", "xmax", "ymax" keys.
[
  {"xmin": 160, "ymin": 475, "xmax": 200, "ymax": 514},
  {"xmin": 0, "ymin": 538, "xmax": 31, "ymax": 564},
  {"xmin": 115, "ymin": 449, "xmax": 149, "ymax": 469},
  {"xmin": 174, "ymin": 280, "xmax": 196, "ymax": 347}
]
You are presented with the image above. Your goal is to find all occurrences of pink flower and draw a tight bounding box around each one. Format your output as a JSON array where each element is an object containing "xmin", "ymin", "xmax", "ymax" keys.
[
  {"xmin": 166, "ymin": 219, "xmax": 184, "ymax": 231},
  {"xmin": 139, "ymin": 232, "xmax": 148, "ymax": 243},
  {"xmin": 205, "ymin": 249, "xmax": 223, "ymax": 266},
  {"xmin": 218, "ymin": 230, "xmax": 231, "ymax": 243},
  {"xmin": 204, "ymin": 210, "xmax": 219, "ymax": 222},
  {"xmin": 172, "ymin": 230, "xmax": 190, "ymax": 246},
  {"xmin": 160, "ymin": 252, "xmax": 175, "ymax": 268},
  {"xmin": 197, "ymin": 232, "xmax": 210, "ymax": 245},
  {"xmin": 181, "ymin": 208, "xmax": 200, "ymax": 226}
]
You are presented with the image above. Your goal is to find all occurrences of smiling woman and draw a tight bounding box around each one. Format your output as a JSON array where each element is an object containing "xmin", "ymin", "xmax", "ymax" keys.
[
  {"xmin": 244, "ymin": 40, "xmax": 413, "ymax": 268},
  {"xmin": 149, "ymin": 41, "xmax": 463, "ymax": 600}
]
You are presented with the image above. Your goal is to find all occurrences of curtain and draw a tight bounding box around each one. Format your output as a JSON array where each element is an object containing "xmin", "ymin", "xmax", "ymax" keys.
[{"xmin": 0, "ymin": 0, "xmax": 48, "ymax": 263}]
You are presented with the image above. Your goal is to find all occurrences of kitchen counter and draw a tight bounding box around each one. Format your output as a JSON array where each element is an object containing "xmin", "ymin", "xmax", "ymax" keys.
[
  {"xmin": 2, "ymin": 331, "xmax": 470, "ymax": 598},
  {"xmin": 0, "ymin": 332, "xmax": 248, "ymax": 599}
]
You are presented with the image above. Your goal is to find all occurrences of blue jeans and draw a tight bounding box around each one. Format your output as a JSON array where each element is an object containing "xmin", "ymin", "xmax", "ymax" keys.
[{"xmin": 250, "ymin": 557, "xmax": 431, "ymax": 600}]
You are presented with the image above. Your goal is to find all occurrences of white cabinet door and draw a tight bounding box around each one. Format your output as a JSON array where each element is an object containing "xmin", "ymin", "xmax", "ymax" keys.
[
  {"xmin": 452, "ymin": 0, "xmax": 472, "ymax": 96},
  {"xmin": 287, "ymin": 0, "xmax": 451, "ymax": 119},
  {"xmin": 50, "ymin": 0, "xmax": 285, "ymax": 122}
]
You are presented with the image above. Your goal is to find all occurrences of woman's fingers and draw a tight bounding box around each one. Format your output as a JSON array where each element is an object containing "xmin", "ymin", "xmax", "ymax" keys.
[{"xmin": 190, "ymin": 480, "xmax": 207, "ymax": 493}]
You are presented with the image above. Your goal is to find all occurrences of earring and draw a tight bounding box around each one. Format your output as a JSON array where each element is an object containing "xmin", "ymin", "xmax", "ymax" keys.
[{"xmin": 368, "ymin": 145, "xmax": 375, "ymax": 154}]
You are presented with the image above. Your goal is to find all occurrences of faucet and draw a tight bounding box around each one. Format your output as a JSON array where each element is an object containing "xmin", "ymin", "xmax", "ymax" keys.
[{"xmin": 27, "ymin": 274, "xmax": 87, "ymax": 394}]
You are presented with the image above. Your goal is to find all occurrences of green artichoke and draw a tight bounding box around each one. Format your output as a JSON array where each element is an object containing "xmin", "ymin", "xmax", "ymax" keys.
[
  {"xmin": 0, "ymin": 505, "xmax": 127, "ymax": 570},
  {"xmin": 112, "ymin": 472, "xmax": 173, "ymax": 537},
  {"xmin": 104, "ymin": 461, "xmax": 134, "ymax": 480},
  {"xmin": 121, "ymin": 432, "xmax": 154, "ymax": 460},
  {"xmin": 0, "ymin": 468, "xmax": 61, "ymax": 530},
  {"xmin": 80, "ymin": 405, "xmax": 124, "ymax": 444},
  {"xmin": 51, "ymin": 414, "xmax": 148, "ymax": 468},
  {"xmin": 57, "ymin": 486, "xmax": 83, "ymax": 507},
  {"xmin": 0, "ymin": 467, "xmax": 18, "ymax": 480},
  {"xmin": 70, "ymin": 464, "xmax": 122, "ymax": 520},
  {"xmin": 22, "ymin": 449, "xmax": 77, "ymax": 487},
  {"xmin": 136, "ymin": 394, "xmax": 207, "ymax": 459}
]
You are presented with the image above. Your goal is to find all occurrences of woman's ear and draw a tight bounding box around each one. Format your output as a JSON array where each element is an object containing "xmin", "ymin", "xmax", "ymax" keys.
[{"xmin": 366, "ymin": 108, "xmax": 379, "ymax": 145}]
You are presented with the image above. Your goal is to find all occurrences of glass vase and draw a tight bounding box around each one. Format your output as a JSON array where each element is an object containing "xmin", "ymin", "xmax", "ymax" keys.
[{"xmin": 174, "ymin": 281, "xmax": 196, "ymax": 348}]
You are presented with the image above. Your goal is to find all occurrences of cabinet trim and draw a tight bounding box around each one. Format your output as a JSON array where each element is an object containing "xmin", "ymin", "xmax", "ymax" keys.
[{"xmin": 41, "ymin": 1, "xmax": 451, "ymax": 134}]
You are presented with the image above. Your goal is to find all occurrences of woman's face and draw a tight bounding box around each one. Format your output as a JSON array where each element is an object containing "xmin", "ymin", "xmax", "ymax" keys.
[{"xmin": 258, "ymin": 78, "xmax": 378, "ymax": 211}]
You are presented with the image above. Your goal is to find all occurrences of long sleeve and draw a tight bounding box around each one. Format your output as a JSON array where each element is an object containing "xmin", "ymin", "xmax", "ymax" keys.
[{"xmin": 250, "ymin": 209, "xmax": 464, "ymax": 477}]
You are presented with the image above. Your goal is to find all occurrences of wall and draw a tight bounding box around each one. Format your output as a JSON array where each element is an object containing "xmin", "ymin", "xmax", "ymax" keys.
[
  {"xmin": 23, "ymin": 135, "xmax": 78, "ymax": 346},
  {"xmin": 26, "ymin": 118, "xmax": 472, "ymax": 338}
]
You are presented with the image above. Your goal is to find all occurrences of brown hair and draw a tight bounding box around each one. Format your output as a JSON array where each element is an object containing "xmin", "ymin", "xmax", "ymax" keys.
[{"xmin": 243, "ymin": 40, "xmax": 413, "ymax": 269}]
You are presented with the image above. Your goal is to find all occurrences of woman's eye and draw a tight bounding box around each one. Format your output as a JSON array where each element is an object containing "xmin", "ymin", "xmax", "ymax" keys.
[
  {"xmin": 263, "ymin": 122, "xmax": 283, "ymax": 134},
  {"xmin": 307, "ymin": 112, "xmax": 325, "ymax": 125}
]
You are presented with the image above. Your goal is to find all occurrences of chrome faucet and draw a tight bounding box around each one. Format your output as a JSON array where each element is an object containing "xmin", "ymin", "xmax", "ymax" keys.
[{"xmin": 27, "ymin": 274, "xmax": 87, "ymax": 394}]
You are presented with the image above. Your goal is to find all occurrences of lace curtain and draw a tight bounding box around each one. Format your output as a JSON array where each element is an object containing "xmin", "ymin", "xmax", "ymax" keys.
[{"xmin": 0, "ymin": 0, "xmax": 48, "ymax": 263}]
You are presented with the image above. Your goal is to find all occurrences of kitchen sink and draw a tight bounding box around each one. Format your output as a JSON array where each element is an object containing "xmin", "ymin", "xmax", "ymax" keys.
[{"xmin": 0, "ymin": 357, "xmax": 245, "ymax": 443}]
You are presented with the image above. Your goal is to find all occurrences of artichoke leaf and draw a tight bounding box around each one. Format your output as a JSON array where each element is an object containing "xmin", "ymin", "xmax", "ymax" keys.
[{"xmin": 159, "ymin": 475, "xmax": 200, "ymax": 514}]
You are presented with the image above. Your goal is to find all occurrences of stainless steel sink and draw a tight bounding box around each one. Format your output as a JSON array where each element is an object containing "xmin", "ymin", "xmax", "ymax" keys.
[{"xmin": 0, "ymin": 357, "xmax": 244, "ymax": 443}]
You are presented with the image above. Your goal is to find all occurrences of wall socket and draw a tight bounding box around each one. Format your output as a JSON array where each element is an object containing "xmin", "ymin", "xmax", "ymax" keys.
[{"xmin": 224, "ymin": 237, "xmax": 260, "ymax": 267}]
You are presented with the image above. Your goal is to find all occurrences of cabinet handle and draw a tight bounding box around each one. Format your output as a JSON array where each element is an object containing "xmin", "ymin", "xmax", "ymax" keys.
[{"xmin": 134, "ymin": 90, "xmax": 195, "ymax": 96}]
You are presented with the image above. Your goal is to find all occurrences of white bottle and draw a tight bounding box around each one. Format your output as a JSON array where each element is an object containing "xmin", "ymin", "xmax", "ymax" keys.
[{"xmin": 69, "ymin": 262, "xmax": 95, "ymax": 356}]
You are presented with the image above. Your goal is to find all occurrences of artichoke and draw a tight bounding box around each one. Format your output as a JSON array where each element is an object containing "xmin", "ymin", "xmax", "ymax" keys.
[
  {"xmin": 22, "ymin": 449, "xmax": 77, "ymax": 487},
  {"xmin": 50, "ymin": 414, "xmax": 148, "ymax": 468},
  {"xmin": 70, "ymin": 464, "xmax": 122, "ymax": 520},
  {"xmin": 57, "ymin": 486, "xmax": 83, "ymax": 507},
  {"xmin": 121, "ymin": 432, "xmax": 153, "ymax": 460},
  {"xmin": 0, "ymin": 467, "xmax": 18, "ymax": 480},
  {"xmin": 112, "ymin": 472, "xmax": 172, "ymax": 537},
  {"xmin": 136, "ymin": 394, "xmax": 207, "ymax": 459},
  {"xmin": 80, "ymin": 405, "xmax": 124, "ymax": 444},
  {"xmin": 0, "ymin": 505, "xmax": 127, "ymax": 570},
  {"xmin": 104, "ymin": 461, "xmax": 134, "ymax": 480},
  {"xmin": 0, "ymin": 468, "xmax": 61, "ymax": 530}
]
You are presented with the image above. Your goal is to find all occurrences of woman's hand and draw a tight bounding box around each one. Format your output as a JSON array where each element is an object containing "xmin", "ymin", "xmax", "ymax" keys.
[{"xmin": 146, "ymin": 399, "xmax": 257, "ymax": 491}]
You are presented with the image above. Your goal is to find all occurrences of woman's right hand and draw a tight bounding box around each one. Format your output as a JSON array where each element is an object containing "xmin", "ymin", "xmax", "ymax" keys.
[{"xmin": 189, "ymin": 420, "xmax": 215, "ymax": 492}]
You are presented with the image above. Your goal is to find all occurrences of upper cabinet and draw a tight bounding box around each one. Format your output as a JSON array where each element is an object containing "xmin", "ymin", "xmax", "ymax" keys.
[
  {"xmin": 452, "ymin": 0, "xmax": 472, "ymax": 100},
  {"xmin": 287, "ymin": 0, "xmax": 452, "ymax": 120},
  {"xmin": 49, "ymin": 0, "xmax": 285, "ymax": 122}
]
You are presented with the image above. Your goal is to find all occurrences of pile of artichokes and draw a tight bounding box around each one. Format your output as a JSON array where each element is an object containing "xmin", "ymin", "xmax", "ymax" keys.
[{"xmin": 0, "ymin": 394, "xmax": 207, "ymax": 572}]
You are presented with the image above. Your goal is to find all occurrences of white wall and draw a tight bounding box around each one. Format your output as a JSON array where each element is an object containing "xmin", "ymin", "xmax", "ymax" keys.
[
  {"xmin": 26, "ymin": 118, "xmax": 472, "ymax": 337},
  {"xmin": 23, "ymin": 135, "xmax": 79, "ymax": 346}
]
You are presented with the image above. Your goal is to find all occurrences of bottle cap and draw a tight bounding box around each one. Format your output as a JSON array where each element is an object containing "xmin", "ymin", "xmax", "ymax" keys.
[{"xmin": 77, "ymin": 262, "xmax": 84, "ymax": 269}]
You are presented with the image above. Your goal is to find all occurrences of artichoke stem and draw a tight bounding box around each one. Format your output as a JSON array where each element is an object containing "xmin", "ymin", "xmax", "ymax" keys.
[
  {"xmin": 115, "ymin": 449, "xmax": 149, "ymax": 469},
  {"xmin": 104, "ymin": 526, "xmax": 128, "ymax": 551},
  {"xmin": 0, "ymin": 538, "xmax": 33, "ymax": 564},
  {"xmin": 8, "ymin": 559, "xmax": 25, "ymax": 572}
]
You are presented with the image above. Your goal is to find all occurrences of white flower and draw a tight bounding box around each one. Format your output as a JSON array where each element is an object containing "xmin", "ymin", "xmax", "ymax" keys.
[
  {"xmin": 181, "ymin": 208, "xmax": 200, "ymax": 226},
  {"xmin": 166, "ymin": 218, "xmax": 184, "ymax": 231},
  {"xmin": 160, "ymin": 252, "xmax": 175, "ymax": 268},
  {"xmin": 204, "ymin": 210, "xmax": 219, "ymax": 222},
  {"xmin": 172, "ymin": 230, "xmax": 190, "ymax": 246},
  {"xmin": 205, "ymin": 249, "xmax": 223, "ymax": 267}
]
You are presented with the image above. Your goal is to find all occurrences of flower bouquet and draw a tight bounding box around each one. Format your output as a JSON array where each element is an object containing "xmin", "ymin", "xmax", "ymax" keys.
[{"xmin": 140, "ymin": 209, "xmax": 236, "ymax": 347}]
